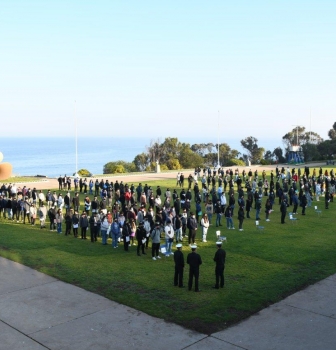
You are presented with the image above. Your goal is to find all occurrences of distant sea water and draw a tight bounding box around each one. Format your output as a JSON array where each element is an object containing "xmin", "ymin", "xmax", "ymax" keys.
[{"xmin": 0, "ymin": 137, "xmax": 279, "ymax": 178}]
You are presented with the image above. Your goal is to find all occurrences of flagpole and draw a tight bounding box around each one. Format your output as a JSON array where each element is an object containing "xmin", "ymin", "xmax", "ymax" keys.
[
  {"xmin": 74, "ymin": 100, "xmax": 78, "ymax": 177},
  {"xmin": 310, "ymin": 108, "xmax": 312, "ymax": 142},
  {"xmin": 217, "ymin": 111, "xmax": 220, "ymax": 167}
]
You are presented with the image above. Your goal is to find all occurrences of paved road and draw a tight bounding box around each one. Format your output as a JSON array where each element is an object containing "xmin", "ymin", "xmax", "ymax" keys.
[{"xmin": 0, "ymin": 257, "xmax": 335, "ymax": 350}]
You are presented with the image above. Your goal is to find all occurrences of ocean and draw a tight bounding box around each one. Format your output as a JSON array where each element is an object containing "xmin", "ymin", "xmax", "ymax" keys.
[
  {"xmin": 0, "ymin": 137, "xmax": 279, "ymax": 178},
  {"xmin": 0, "ymin": 137, "xmax": 151, "ymax": 178}
]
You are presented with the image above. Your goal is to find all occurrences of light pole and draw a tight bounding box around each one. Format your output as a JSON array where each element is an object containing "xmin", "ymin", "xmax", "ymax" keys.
[
  {"xmin": 292, "ymin": 125, "xmax": 303, "ymax": 146},
  {"xmin": 74, "ymin": 100, "xmax": 79, "ymax": 178},
  {"xmin": 217, "ymin": 111, "xmax": 220, "ymax": 167}
]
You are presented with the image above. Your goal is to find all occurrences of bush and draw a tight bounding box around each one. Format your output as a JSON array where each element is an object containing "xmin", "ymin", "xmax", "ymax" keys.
[
  {"xmin": 260, "ymin": 159, "xmax": 272, "ymax": 165},
  {"xmin": 226, "ymin": 158, "xmax": 246, "ymax": 166},
  {"xmin": 166, "ymin": 158, "xmax": 182, "ymax": 170},
  {"xmin": 77, "ymin": 169, "xmax": 92, "ymax": 177},
  {"xmin": 103, "ymin": 161, "xmax": 136, "ymax": 174},
  {"xmin": 160, "ymin": 164, "xmax": 169, "ymax": 171}
]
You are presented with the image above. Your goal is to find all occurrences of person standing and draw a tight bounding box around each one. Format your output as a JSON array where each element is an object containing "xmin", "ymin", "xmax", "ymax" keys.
[
  {"xmin": 164, "ymin": 220, "xmax": 174, "ymax": 257},
  {"xmin": 23, "ymin": 197, "xmax": 31, "ymax": 224},
  {"xmin": 214, "ymin": 200, "xmax": 222, "ymax": 227},
  {"xmin": 100, "ymin": 215, "xmax": 109, "ymax": 245},
  {"xmin": 58, "ymin": 176, "xmax": 63, "ymax": 190},
  {"xmin": 65, "ymin": 209, "xmax": 73, "ymax": 236},
  {"xmin": 224, "ymin": 206, "xmax": 234, "ymax": 230},
  {"xmin": 151, "ymin": 221, "xmax": 162, "ymax": 260},
  {"xmin": 64, "ymin": 192, "xmax": 71, "ymax": 213},
  {"xmin": 30, "ymin": 203, "xmax": 37, "ymax": 225},
  {"xmin": 265, "ymin": 198, "xmax": 272, "ymax": 222},
  {"xmin": 280, "ymin": 198, "xmax": 287, "ymax": 224},
  {"xmin": 237, "ymin": 206, "xmax": 245, "ymax": 231},
  {"xmin": 136, "ymin": 221, "xmax": 147, "ymax": 256},
  {"xmin": 72, "ymin": 192, "xmax": 80, "ymax": 213},
  {"xmin": 187, "ymin": 245, "xmax": 202, "ymax": 292},
  {"xmin": 79, "ymin": 211, "xmax": 89, "ymax": 239},
  {"xmin": 111, "ymin": 218, "xmax": 120, "ymax": 248},
  {"xmin": 122, "ymin": 220, "xmax": 131, "ymax": 251},
  {"xmin": 173, "ymin": 214, "xmax": 182, "ymax": 243},
  {"xmin": 200, "ymin": 213, "xmax": 210, "ymax": 242},
  {"xmin": 205, "ymin": 200, "xmax": 213, "ymax": 224},
  {"xmin": 174, "ymin": 243, "xmax": 184, "ymax": 287},
  {"xmin": 55, "ymin": 208, "xmax": 63, "ymax": 233},
  {"xmin": 325, "ymin": 189, "xmax": 330, "ymax": 209},
  {"xmin": 187, "ymin": 212, "xmax": 198, "ymax": 245},
  {"xmin": 89, "ymin": 213, "xmax": 98, "ymax": 242},
  {"xmin": 38, "ymin": 202, "xmax": 47, "ymax": 229},
  {"xmin": 213, "ymin": 241, "xmax": 226, "ymax": 289},
  {"xmin": 72, "ymin": 211, "xmax": 79, "ymax": 238},
  {"xmin": 301, "ymin": 193, "xmax": 307, "ymax": 215}
]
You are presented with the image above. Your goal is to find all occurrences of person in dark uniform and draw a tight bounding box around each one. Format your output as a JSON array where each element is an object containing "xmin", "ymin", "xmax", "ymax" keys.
[
  {"xmin": 213, "ymin": 241, "xmax": 226, "ymax": 289},
  {"xmin": 187, "ymin": 245, "xmax": 202, "ymax": 292},
  {"xmin": 325, "ymin": 190, "xmax": 330, "ymax": 209},
  {"xmin": 174, "ymin": 243, "xmax": 184, "ymax": 287},
  {"xmin": 280, "ymin": 198, "xmax": 287, "ymax": 224}
]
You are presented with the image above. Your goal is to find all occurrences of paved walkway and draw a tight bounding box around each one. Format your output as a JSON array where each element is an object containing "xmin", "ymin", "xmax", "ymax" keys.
[{"xmin": 0, "ymin": 257, "xmax": 335, "ymax": 350}]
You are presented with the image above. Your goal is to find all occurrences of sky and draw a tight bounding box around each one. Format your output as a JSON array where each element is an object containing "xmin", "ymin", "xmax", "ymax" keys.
[{"xmin": 1, "ymin": 0, "xmax": 336, "ymax": 151}]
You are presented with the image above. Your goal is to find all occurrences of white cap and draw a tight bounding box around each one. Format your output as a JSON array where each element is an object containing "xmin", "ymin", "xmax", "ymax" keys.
[
  {"xmin": 176, "ymin": 243, "xmax": 182, "ymax": 248},
  {"xmin": 216, "ymin": 241, "xmax": 222, "ymax": 245},
  {"xmin": 191, "ymin": 245, "xmax": 197, "ymax": 249}
]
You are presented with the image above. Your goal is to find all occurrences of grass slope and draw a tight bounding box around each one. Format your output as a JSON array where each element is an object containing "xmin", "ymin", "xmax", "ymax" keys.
[{"xmin": 1, "ymin": 176, "xmax": 335, "ymax": 334}]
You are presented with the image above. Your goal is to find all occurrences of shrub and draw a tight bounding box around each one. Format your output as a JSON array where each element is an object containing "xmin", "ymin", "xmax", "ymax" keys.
[
  {"xmin": 77, "ymin": 169, "xmax": 92, "ymax": 177},
  {"xmin": 166, "ymin": 158, "xmax": 182, "ymax": 170},
  {"xmin": 260, "ymin": 159, "xmax": 272, "ymax": 165},
  {"xmin": 226, "ymin": 158, "xmax": 246, "ymax": 166}
]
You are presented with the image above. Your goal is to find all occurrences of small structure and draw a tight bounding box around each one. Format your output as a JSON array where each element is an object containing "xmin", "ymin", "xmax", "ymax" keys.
[
  {"xmin": 155, "ymin": 160, "xmax": 160, "ymax": 173},
  {"xmin": 0, "ymin": 151, "xmax": 13, "ymax": 180},
  {"xmin": 287, "ymin": 145, "xmax": 304, "ymax": 164}
]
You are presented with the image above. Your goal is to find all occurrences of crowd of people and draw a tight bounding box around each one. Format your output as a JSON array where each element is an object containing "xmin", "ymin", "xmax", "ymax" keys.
[
  {"xmin": 0, "ymin": 164, "xmax": 333, "ymax": 290},
  {"xmin": 1, "ymin": 165, "xmax": 334, "ymax": 238}
]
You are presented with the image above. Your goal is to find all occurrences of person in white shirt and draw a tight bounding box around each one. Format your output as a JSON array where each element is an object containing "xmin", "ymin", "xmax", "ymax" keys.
[{"xmin": 164, "ymin": 220, "xmax": 175, "ymax": 257}]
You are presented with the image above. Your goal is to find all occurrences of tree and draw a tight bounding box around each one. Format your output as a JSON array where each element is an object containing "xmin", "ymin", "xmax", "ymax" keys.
[
  {"xmin": 160, "ymin": 138, "xmax": 183, "ymax": 164},
  {"xmin": 264, "ymin": 150, "xmax": 274, "ymax": 162},
  {"xmin": 226, "ymin": 158, "xmax": 245, "ymax": 166},
  {"xmin": 301, "ymin": 143, "xmax": 320, "ymax": 162},
  {"xmin": 179, "ymin": 144, "xmax": 204, "ymax": 168},
  {"xmin": 77, "ymin": 168, "xmax": 92, "ymax": 177},
  {"xmin": 317, "ymin": 140, "xmax": 336, "ymax": 159},
  {"xmin": 166, "ymin": 158, "xmax": 182, "ymax": 170},
  {"xmin": 218, "ymin": 143, "xmax": 239, "ymax": 166},
  {"xmin": 282, "ymin": 127, "xmax": 323, "ymax": 149},
  {"xmin": 190, "ymin": 143, "xmax": 214, "ymax": 157},
  {"xmin": 328, "ymin": 122, "xmax": 336, "ymax": 140},
  {"xmin": 146, "ymin": 139, "xmax": 163, "ymax": 163},
  {"xmin": 273, "ymin": 147, "xmax": 286, "ymax": 163},
  {"xmin": 103, "ymin": 161, "xmax": 135, "ymax": 174},
  {"xmin": 202, "ymin": 143, "xmax": 239, "ymax": 166},
  {"xmin": 240, "ymin": 136, "xmax": 264, "ymax": 164},
  {"xmin": 133, "ymin": 153, "xmax": 150, "ymax": 172}
]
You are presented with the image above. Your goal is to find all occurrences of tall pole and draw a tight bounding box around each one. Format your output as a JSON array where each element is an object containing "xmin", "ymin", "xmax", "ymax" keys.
[
  {"xmin": 310, "ymin": 108, "xmax": 312, "ymax": 142},
  {"xmin": 75, "ymin": 100, "xmax": 78, "ymax": 177},
  {"xmin": 217, "ymin": 110, "xmax": 220, "ymax": 167},
  {"xmin": 292, "ymin": 124, "xmax": 302, "ymax": 146}
]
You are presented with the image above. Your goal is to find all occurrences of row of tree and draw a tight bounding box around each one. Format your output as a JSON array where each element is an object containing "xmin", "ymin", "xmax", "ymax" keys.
[{"xmin": 102, "ymin": 123, "xmax": 336, "ymax": 174}]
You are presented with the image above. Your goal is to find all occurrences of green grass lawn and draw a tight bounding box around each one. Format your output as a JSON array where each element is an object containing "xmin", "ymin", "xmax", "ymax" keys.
[
  {"xmin": 1, "ymin": 174, "xmax": 336, "ymax": 334},
  {"xmin": 2, "ymin": 176, "xmax": 48, "ymax": 183}
]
